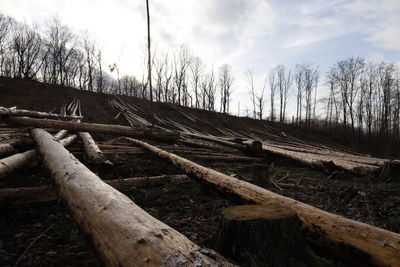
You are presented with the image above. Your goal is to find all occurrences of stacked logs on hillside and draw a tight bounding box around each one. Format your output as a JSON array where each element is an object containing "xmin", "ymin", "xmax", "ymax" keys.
[
  {"xmin": 2, "ymin": 105, "xmax": 400, "ymax": 266},
  {"xmin": 110, "ymin": 97, "xmax": 397, "ymax": 179}
]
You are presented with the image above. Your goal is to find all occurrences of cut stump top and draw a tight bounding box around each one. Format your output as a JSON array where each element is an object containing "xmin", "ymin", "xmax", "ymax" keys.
[{"xmin": 222, "ymin": 205, "xmax": 296, "ymax": 221}]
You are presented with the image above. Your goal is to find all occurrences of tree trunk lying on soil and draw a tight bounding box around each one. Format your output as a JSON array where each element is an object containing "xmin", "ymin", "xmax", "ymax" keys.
[
  {"xmin": 79, "ymin": 132, "xmax": 112, "ymax": 165},
  {"xmin": 0, "ymin": 136, "xmax": 36, "ymax": 157},
  {"xmin": 125, "ymin": 137, "xmax": 400, "ymax": 267},
  {"xmin": 0, "ymin": 106, "xmax": 82, "ymax": 120},
  {"xmin": 243, "ymin": 139, "xmax": 381, "ymax": 175},
  {"xmin": 0, "ymin": 134, "xmax": 77, "ymax": 178},
  {"xmin": 0, "ymin": 174, "xmax": 189, "ymax": 205},
  {"xmin": 6, "ymin": 116, "xmax": 179, "ymax": 143},
  {"xmin": 31, "ymin": 129, "xmax": 235, "ymax": 267}
]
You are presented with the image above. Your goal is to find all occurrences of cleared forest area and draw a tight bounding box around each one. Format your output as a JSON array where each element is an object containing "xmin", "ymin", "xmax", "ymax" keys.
[{"xmin": 0, "ymin": 78, "xmax": 399, "ymax": 266}]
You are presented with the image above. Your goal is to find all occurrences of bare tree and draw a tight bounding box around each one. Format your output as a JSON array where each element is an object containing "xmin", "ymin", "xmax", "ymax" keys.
[
  {"xmin": 247, "ymin": 69, "xmax": 257, "ymax": 119},
  {"xmin": 10, "ymin": 23, "xmax": 44, "ymax": 79},
  {"xmin": 190, "ymin": 56, "xmax": 204, "ymax": 109},
  {"xmin": 45, "ymin": 17, "xmax": 75, "ymax": 85},
  {"xmin": 276, "ymin": 65, "xmax": 292, "ymax": 123},
  {"xmin": 0, "ymin": 15, "xmax": 12, "ymax": 75},
  {"xmin": 218, "ymin": 64, "xmax": 234, "ymax": 114},
  {"xmin": 247, "ymin": 69, "xmax": 266, "ymax": 120},
  {"xmin": 268, "ymin": 68, "xmax": 276, "ymax": 121},
  {"xmin": 173, "ymin": 45, "xmax": 191, "ymax": 105}
]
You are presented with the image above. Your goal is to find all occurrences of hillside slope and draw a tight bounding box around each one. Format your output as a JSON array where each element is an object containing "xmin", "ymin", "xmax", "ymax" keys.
[{"xmin": 0, "ymin": 76, "xmax": 349, "ymax": 150}]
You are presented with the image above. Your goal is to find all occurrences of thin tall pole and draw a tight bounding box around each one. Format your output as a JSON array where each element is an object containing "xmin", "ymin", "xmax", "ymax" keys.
[{"xmin": 146, "ymin": 0, "xmax": 153, "ymax": 102}]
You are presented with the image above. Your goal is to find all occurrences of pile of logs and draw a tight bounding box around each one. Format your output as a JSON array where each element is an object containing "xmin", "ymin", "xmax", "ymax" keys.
[{"xmin": 1, "ymin": 103, "xmax": 400, "ymax": 266}]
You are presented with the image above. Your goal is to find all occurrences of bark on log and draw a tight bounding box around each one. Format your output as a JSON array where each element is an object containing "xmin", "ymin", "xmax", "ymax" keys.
[
  {"xmin": 180, "ymin": 138, "xmax": 238, "ymax": 153},
  {"xmin": 7, "ymin": 116, "xmax": 179, "ymax": 143},
  {"xmin": 0, "ymin": 143, "xmax": 16, "ymax": 157},
  {"xmin": 0, "ymin": 134, "xmax": 77, "ymax": 178},
  {"xmin": 124, "ymin": 137, "xmax": 400, "ymax": 267},
  {"xmin": 0, "ymin": 107, "xmax": 82, "ymax": 120},
  {"xmin": 193, "ymin": 154, "xmax": 264, "ymax": 162},
  {"xmin": 0, "ymin": 174, "xmax": 189, "ymax": 205},
  {"xmin": 216, "ymin": 205, "xmax": 320, "ymax": 266},
  {"xmin": 31, "ymin": 129, "xmax": 235, "ymax": 266},
  {"xmin": 79, "ymin": 132, "xmax": 112, "ymax": 165}
]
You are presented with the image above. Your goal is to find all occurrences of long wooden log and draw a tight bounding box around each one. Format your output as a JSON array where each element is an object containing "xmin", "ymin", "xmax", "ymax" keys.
[
  {"xmin": 7, "ymin": 116, "xmax": 179, "ymax": 143},
  {"xmin": 0, "ymin": 174, "xmax": 189, "ymax": 205},
  {"xmin": 0, "ymin": 134, "xmax": 77, "ymax": 178},
  {"xmin": 31, "ymin": 129, "xmax": 234, "ymax": 266},
  {"xmin": 124, "ymin": 137, "xmax": 400, "ymax": 267},
  {"xmin": 79, "ymin": 132, "xmax": 112, "ymax": 165},
  {"xmin": 0, "ymin": 106, "xmax": 82, "ymax": 120},
  {"xmin": 0, "ymin": 143, "xmax": 16, "ymax": 157},
  {"xmin": 243, "ymin": 139, "xmax": 380, "ymax": 175}
]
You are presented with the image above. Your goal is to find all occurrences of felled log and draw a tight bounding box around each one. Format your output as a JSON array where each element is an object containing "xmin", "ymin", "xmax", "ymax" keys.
[
  {"xmin": 193, "ymin": 154, "xmax": 264, "ymax": 162},
  {"xmin": 180, "ymin": 138, "xmax": 238, "ymax": 153},
  {"xmin": 0, "ymin": 106, "xmax": 82, "ymax": 120},
  {"xmin": 125, "ymin": 137, "xmax": 400, "ymax": 267},
  {"xmin": 0, "ymin": 174, "xmax": 189, "ymax": 205},
  {"xmin": 0, "ymin": 134, "xmax": 77, "ymax": 178},
  {"xmin": 7, "ymin": 116, "xmax": 179, "ymax": 143},
  {"xmin": 243, "ymin": 140, "xmax": 380, "ymax": 175},
  {"xmin": 31, "ymin": 129, "xmax": 234, "ymax": 266},
  {"xmin": 216, "ymin": 205, "xmax": 320, "ymax": 266},
  {"xmin": 183, "ymin": 133, "xmax": 246, "ymax": 150},
  {"xmin": 0, "ymin": 143, "xmax": 16, "ymax": 157},
  {"xmin": 53, "ymin": 129, "xmax": 69, "ymax": 140},
  {"xmin": 79, "ymin": 132, "xmax": 112, "ymax": 165}
]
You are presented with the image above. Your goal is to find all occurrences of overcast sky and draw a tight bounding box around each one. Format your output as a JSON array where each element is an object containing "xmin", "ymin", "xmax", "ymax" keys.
[{"xmin": 1, "ymin": 0, "xmax": 400, "ymax": 116}]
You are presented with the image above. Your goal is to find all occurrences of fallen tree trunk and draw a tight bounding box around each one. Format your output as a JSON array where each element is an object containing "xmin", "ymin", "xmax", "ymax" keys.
[
  {"xmin": 243, "ymin": 140, "xmax": 380, "ymax": 175},
  {"xmin": 79, "ymin": 132, "xmax": 112, "ymax": 165},
  {"xmin": 125, "ymin": 137, "xmax": 400, "ymax": 267},
  {"xmin": 0, "ymin": 106, "xmax": 82, "ymax": 120},
  {"xmin": 0, "ymin": 174, "xmax": 189, "ymax": 205},
  {"xmin": 0, "ymin": 143, "xmax": 16, "ymax": 157},
  {"xmin": 7, "ymin": 116, "xmax": 179, "ymax": 143},
  {"xmin": 31, "ymin": 129, "xmax": 234, "ymax": 266},
  {"xmin": 193, "ymin": 154, "xmax": 264, "ymax": 162},
  {"xmin": 0, "ymin": 134, "xmax": 77, "ymax": 178}
]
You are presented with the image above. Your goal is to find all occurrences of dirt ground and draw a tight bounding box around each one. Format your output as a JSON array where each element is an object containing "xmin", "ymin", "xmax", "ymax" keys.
[{"xmin": 0, "ymin": 77, "xmax": 399, "ymax": 266}]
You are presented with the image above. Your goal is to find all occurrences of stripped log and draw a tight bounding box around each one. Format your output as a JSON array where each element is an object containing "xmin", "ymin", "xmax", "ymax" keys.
[
  {"xmin": 0, "ymin": 143, "xmax": 16, "ymax": 157},
  {"xmin": 0, "ymin": 174, "xmax": 189, "ymax": 205},
  {"xmin": 243, "ymin": 139, "xmax": 381, "ymax": 175},
  {"xmin": 193, "ymin": 154, "xmax": 264, "ymax": 162},
  {"xmin": 0, "ymin": 106, "xmax": 82, "ymax": 120},
  {"xmin": 180, "ymin": 138, "xmax": 237, "ymax": 153},
  {"xmin": 79, "ymin": 132, "xmax": 112, "ymax": 165},
  {"xmin": 7, "ymin": 117, "xmax": 179, "ymax": 143},
  {"xmin": 30, "ymin": 129, "xmax": 234, "ymax": 266},
  {"xmin": 125, "ymin": 137, "xmax": 400, "ymax": 267},
  {"xmin": 0, "ymin": 134, "xmax": 77, "ymax": 178}
]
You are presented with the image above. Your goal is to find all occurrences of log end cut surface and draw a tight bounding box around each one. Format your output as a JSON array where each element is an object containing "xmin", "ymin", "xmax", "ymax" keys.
[{"xmin": 222, "ymin": 205, "xmax": 296, "ymax": 221}]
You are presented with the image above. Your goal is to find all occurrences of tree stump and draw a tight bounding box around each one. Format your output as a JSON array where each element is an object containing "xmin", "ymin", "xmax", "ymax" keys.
[
  {"xmin": 216, "ymin": 205, "xmax": 320, "ymax": 267},
  {"xmin": 251, "ymin": 164, "xmax": 269, "ymax": 187},
  {"xmin": 245, "ymin": 140, "xmax": 263, "ymax": 156}
]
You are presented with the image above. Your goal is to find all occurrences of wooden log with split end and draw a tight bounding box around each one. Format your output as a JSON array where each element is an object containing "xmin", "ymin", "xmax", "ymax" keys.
[
  {"xmin": 0, "ymin": 106, "xmax": 82, "ymax": 120},
  {"xmin": 124, "ymin": 137, "xmax": 400, "ymax": 267},
  {"xmin": 0, "ymin": 174, "xmax": 189, "ymax": 205},
  {"xmin": 7, "ymin": 117, "xmax": 179, "ymax": 143},
  {"xmin": 79, "ymin": 132, "xmax": 112, "ymax": 165},
  {"xmin": 216, "ymin": 205, "xmax": 323, "ymax": 266},
  {"xmin": 30, "ymin": 128, "xmax": 235, "ymax": 267},
  {"xmin": 0, "ymin": 134, "xmax": 77, "ymax": 178}
]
